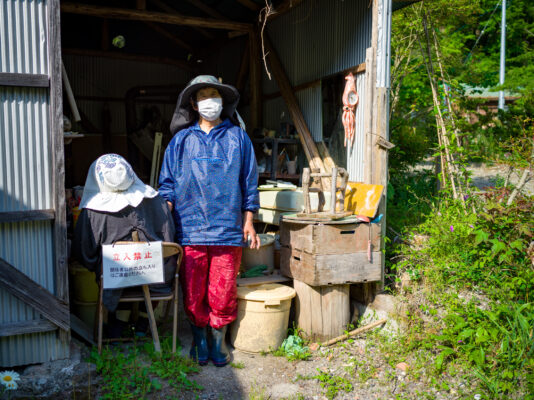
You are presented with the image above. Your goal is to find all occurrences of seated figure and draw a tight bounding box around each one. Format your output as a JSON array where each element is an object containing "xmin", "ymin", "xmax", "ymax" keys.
[{"xmin": 73, "ymin": 153, "xmax": 175, "ymax": 337}]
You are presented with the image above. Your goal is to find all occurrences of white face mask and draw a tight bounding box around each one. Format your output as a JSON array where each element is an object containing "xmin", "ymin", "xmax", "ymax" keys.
[{"xmin": 197, "ymin": 97, "xmax": 223, "ymax": 121}]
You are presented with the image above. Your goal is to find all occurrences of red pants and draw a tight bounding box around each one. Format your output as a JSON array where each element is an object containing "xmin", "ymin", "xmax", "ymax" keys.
[{"xmin": 180, "ymin": 245, "xmax": 242, "ymax": 329}]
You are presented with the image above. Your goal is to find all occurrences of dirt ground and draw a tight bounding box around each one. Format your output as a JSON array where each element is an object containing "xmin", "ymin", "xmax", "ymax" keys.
[
  {"xmin": 7, "ymin": 161, "xmax": 525, "ymax": 400},
  {"xmin": 157, "ymin": 318, "xmax": 470, "ymax": 400}
]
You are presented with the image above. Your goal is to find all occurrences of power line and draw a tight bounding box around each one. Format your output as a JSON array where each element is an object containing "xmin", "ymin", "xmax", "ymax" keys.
[{"xmin": 464, "ymin": 0, "xmax": 502, "ymax": 64}]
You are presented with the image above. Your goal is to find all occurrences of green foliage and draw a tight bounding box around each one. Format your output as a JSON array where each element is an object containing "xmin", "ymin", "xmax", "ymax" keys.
[
  {"xmin": 230, "ymin": 361, "xmax": 245, "ymax": 369},
  {"xmin": 390, "ymin": 0, "xmax": 534, "ymax": 167},
  {"xmin": 89, "ymin": 337, "xmax": 201, "ymax": 399},
  {"xmin": 272, "ymin": 332, "xmax": 311, "ymax": 361},
  {"xmin": 308, "ymin": 369, "xmax": 353, "ymax": 400},
  {"xmin": 387, "ymin": 186, "xmax": 533, "ymax": 398}
]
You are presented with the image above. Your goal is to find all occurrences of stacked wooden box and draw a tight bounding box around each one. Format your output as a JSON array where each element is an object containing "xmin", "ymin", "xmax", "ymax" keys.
[{"xmin": 280, "ymin": 220, "xmax": 382, "ymax": 341}]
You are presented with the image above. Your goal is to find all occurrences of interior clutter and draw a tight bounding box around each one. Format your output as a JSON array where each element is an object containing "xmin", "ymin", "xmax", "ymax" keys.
[{"xmin": 58, "ymin": 0, "xmax": 387, "ymax": 349}]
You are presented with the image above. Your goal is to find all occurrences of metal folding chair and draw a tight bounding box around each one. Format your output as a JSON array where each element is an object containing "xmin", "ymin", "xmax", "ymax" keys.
[{"xmin": 96, "ymin": 235, "xmax": 182, "ymax": 354}]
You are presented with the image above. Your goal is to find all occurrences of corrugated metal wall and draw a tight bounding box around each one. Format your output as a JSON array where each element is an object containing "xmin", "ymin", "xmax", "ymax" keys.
[
  {"xmin": 296, "ymin": 85, "xmax": 323, "ymax": 142},
  {"xmin": 346, "ymin": 71, "xmax": 366, "ymax": 181},
  {"xmin": 63, "ymin": 55, "xmax": 193, "ymax": 134},
  {"xmin": 0, "ymin": 87, "xmax": 52, "ymax": 211},
  {"xmin": 0, "ymin": 221, "xmax": 68, "ymax": 366},
  {"xmin": 0, "ymin": 0, "xmax": 48, "ymax": 74},
  {"xmin": 0, "ymin": 0, "xmax": 69, "ymax": 367},
  {"xmin": 263, "ymin": 0, "xmax": 372, "ymax": 181}
]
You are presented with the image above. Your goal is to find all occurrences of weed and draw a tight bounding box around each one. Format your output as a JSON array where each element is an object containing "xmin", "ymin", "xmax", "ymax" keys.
[
  {"xmin": 272, "ymin": 327, "xmax": 311, "ymax": 361},
  {"xmin": 230, "ymin": 361, "xmax": 245, "ymax": 369},
  {"xmin": 89, "ymin": 337, "xmax": 202, "ymax": 398},
  {"xmin": 310, "ymin": 368, "xmax": 353, "ymax": 400}
]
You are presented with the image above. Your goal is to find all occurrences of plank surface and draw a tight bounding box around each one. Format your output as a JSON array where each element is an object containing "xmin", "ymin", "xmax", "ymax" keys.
[
  {"xmin": 0, "ymin": 209, "xmax": 55, "ymax": 223},
  {"xmin": 0, "ymin": 72, "xmax": 49, "ymax": 88},
  {"xmin": 280, "ymin": 221, "xmax": 381, "ymax": 255},
  {"xmin": 0, "ymin": 258, "xmax": 70, "ymax": 332},
  {"xmin": 294, "ymin": 279, "xmax": 350, "ymax": 341},
  {"xmin": 280, "ymin": 248, "xmax": 382, "ymax": 286},
  {"xmin": 60, "ymin": 3, "xmax": 252, "ymax": 31},
  {"xmin": 0, "ymin": 320, "xmax": 57, "ymax": 337},
  {"xmin": 50, "ymin": 0, "xmax": 70, "ymax": 344},
  {"xmin": 69, "ymin": 313, "xmax": 96, "ymax": 345}
]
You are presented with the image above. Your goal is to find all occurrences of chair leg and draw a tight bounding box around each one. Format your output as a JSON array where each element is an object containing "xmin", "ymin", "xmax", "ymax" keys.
[
  {"xmin": 172, "ymin": 284, "xmax": 178, "ymax": 353},
  {"xmin": 97, "ymin": 278, "xmax": 104, "ymax": 354},
  {"xmin": 142, "ymin": 284, "xmax": 161, "ymax": 352}
]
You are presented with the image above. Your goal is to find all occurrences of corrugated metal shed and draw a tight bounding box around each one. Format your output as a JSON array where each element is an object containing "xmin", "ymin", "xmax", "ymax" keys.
[
  {"xmin": 0, "ymin": 0, "xmax": 69, "ymax": 367},
  {"xmin": 63, "ymin": 55, "xmax": 193, "ymax": 134},
  {"xmin": 346, "ymin": 71, "xmax": 367, "ymax": 182},
  {"xmin": 0, "ymin": 87, "xmax": 52, "ymax": 211},
  {"xmin": 263, "ymin": 0, "xmax": 375, "ymax": 181},
  {"xmin": 0, "ymin": 0, "xmax": 48, "ymax": 74}
]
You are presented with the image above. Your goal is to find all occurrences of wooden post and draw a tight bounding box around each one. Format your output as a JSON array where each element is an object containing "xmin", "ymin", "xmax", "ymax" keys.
[
  {"xmin": 49, "ymin": 0, "xmax": 70, "ymax": 344},
  {"xmin": 362, "ymin": 0, "xmax": 380, "ymax": 300},
  {"xmin": 294, "ymin": 279, "xmax": 350, "ymax": 342},
  {"xmin": 249, "ymin": 28, "xmax": 262, "ymax": 131}
]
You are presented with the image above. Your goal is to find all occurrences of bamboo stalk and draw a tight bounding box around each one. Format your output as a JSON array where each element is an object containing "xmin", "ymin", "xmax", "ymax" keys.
[{"xmin": 323, "ymin": 319, "xmax": 387, "ymax": 347}]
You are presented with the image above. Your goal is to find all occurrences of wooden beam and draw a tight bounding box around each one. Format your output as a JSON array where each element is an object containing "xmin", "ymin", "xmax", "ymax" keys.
[
  {"xmin": 62, "ymin": 48, "xmax": 195, "ymax": 72},
  {"xmin": 0, "ymin": 72, "xmax": 49, "ymax": 88},
  {"xmin": 60, "ymin": 3, "xmax": 252, "ymax": 31},
  {"xmin": 0, "ymin": 320, "xmax": 57, "ymax": 337},
  {"xmin": 70, "ymin": 313, "xmax": 96, "ymax": 345},
  {"xmin": 0, "ymin": 209, "xmax": 55, "ymax": 223},
  {"xmin": 0, "ymin": 258, "xmax": 70, "ymax": 332},
  {"xmin": 236, "ymin": 0, "xmax": 261, "ymax": 11},
  {"xmin": 149, "ymin": 0, "xmax": 215, "ymax": 39},
  {"xmin": 264, "ymin": 35, "xmax": 328, "ymax": 187},
  {"xmin": 184, "ymin": 0, "xmax": 228, "ymax": 20},
  {"xmin": 49, "ymin": 0, "xmax": 70, "ymax": 345},
  {"xmin": 144, "ymin": 22, "xmax": 195, "ymax": 53},
  {"xmin": 249, "ymin": 28, "xmax": 262, "ymax": 130}
]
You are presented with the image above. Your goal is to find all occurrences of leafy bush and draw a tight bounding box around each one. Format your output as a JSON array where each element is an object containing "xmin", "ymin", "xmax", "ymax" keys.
[{"xmin": 388, "ymin": 189, "xmax": 533, "ymax": 398}]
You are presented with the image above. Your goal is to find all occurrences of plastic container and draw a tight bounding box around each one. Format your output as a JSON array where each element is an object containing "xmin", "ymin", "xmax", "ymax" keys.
[
  {"xmin": 242, "ymin": 234, "xmax": 275, "ymax": 273},
  {"xmin": 73, "ymin": 300, "xmax": 97, "ymax": 328},
  {"xmin": 230, "ymin": 283, "xmax": 296, "ymax": 353},
  {"xmin": 70, "ymin": 263, "xmax": 99, "ymax": 302}
]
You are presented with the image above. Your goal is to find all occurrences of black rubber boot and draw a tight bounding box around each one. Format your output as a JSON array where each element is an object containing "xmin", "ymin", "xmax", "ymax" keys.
[
  {"xmin": 209, "ymin": 326, "xmax": 231, "ymax": 367},
  {"xmin": 189, "ymin": 324, "xmax": 209, "ymax": 366}
]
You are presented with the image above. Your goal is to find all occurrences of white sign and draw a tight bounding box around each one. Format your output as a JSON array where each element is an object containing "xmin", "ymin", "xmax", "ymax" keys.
[{"xmin": 102, "ymin": 241, "xmax": 164, "ymax": 289}]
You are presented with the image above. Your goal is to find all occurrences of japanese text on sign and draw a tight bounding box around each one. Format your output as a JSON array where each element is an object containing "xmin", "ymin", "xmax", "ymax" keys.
[{"xmin": 102, "ymin": 241, "xmax": 164, "ymax": 289}]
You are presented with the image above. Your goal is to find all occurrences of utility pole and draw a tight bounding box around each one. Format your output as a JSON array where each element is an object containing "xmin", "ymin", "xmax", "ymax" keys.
[{"xmin": 498, "ymin": 0, "xmax": 506, "ymax": 110}]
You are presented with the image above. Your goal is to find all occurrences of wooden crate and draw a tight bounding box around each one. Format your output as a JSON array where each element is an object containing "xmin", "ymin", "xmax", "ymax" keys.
[
  {"xmin": 294, "ymin": 279, "xmax": 350, "ymax": 341},
  {"xmin": 280, "ymin": 221, "xmax": 381, "ymax": 254},
  {"xmin": 280, "ymin": 221, "xmax": 382, "ymax": 286}
]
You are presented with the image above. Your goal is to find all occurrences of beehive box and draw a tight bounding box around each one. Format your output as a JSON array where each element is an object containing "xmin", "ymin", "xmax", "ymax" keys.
[{"xmin": 280, "ymin": 221, "xmax": 382, "ymax": 286}]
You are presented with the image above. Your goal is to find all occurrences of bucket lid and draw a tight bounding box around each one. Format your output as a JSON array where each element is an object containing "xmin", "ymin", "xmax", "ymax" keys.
[{"xmin": 237, "ymin": 283, "xmax": 295, "ymax": 302}]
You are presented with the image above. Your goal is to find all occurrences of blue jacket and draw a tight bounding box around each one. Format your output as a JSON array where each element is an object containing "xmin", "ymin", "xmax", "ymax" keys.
[{"xmin": 159, "ymin": 118, "xmax": 259, "ymax": 246}]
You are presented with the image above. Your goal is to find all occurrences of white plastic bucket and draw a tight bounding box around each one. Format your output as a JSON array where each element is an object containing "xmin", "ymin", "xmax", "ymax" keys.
[{"xmin": 230, "ymin": 283, "xmax": 296, "ymax": 353}]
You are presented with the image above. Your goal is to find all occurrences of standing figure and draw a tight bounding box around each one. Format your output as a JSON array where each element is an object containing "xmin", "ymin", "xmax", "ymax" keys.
[
  {"xmin": 159, "ymin": 75, "xmax": 260, "ymax": 367},
  {"xmin": 73, "ymin": 154, "xmax": 176, "ymax": 337}
]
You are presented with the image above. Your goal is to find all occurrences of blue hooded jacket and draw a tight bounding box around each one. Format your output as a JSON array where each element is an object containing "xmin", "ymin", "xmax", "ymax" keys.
[{"xmin": 158, "ymin": 118, "xmax": 259, "ymax": 246}]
